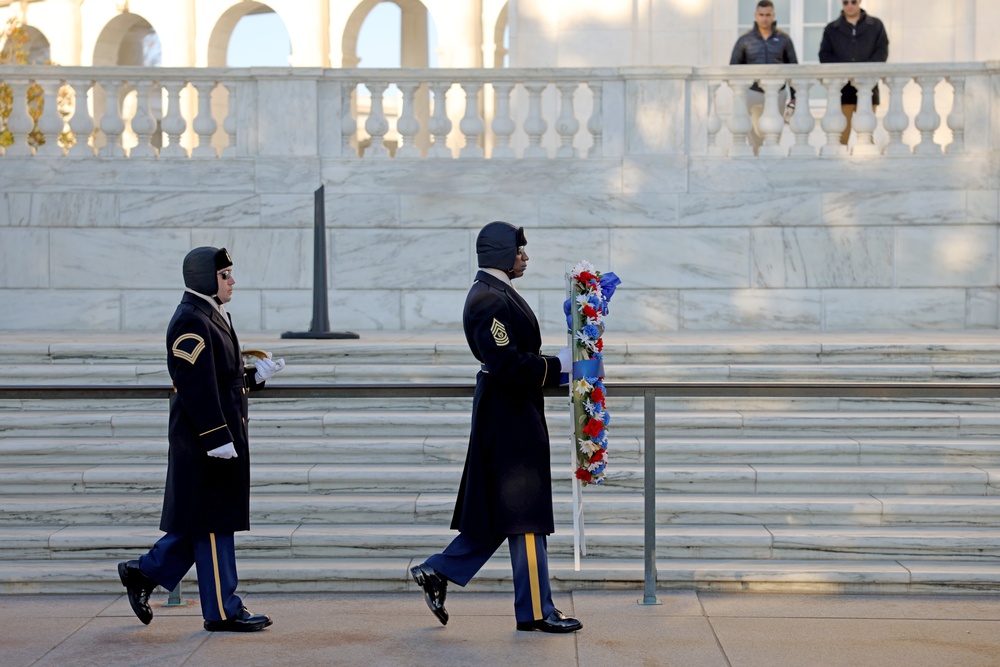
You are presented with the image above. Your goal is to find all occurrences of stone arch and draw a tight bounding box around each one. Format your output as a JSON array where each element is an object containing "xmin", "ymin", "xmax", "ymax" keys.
[
  {"xmin": 207, "ymin": 2, "xmax": 292, "ymax": 67},
  {"xmin": 0, "ymin": 24, "xmax": 51, "ymax": 64},
  {"xmin": 342, "ymin": 0, "xmax": 430, "ymax": 68},
  {"xmin": 492, "ymin": 3, "xmax": 508, "ymax": 68},
  {"xmin": 92, "ymin": 13, "xmax": 161, "ymax": 66}
]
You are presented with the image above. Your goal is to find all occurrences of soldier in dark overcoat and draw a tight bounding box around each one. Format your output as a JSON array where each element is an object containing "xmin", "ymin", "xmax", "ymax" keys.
[
  {"xmin": 411, "ymin": 221, "xmax": 583, "ymax": 633},
  {"xmin": 118, "ymin": 247, "xmax": 284, "ymax": 632}
]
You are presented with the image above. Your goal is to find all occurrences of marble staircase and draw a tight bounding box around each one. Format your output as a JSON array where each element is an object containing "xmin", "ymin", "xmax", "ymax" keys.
[{"xmin": 2, "ymin": 332, "xmax": 1000, "ymax": 595}]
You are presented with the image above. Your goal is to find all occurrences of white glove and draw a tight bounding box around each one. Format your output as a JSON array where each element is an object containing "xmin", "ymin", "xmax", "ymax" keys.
[
  {"xmin": 207, "ymin": 442, "xmax": 237, "ymax": 459},
  {"xmin": 557, "ymin": 347, "xmax": 572, "ymax": 374},
  {"xmin": 254, "ymin": 356, "xmax": 285, "ymax": 383}
]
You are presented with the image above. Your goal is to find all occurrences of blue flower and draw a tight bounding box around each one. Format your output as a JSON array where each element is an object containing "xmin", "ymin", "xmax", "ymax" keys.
[
  {"xmin": 602, "ymin": 411, "xmax": 611, "ymax": 425},
  {"xmin": 600, "ymin": 272, "xmax": 621, "ymax": 303},
  {"xmin": 562, "ymin": 298, "xmax": 572, "ymax": 329},
  {"xmin": 583, "ymin": 324, "xmax": 601, "ymax": 340}
]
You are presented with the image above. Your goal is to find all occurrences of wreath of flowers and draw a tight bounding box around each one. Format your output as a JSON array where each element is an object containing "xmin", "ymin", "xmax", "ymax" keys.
[{"xmin": 565, "ymin": 261, "xmax": 620, "ymax": 486}]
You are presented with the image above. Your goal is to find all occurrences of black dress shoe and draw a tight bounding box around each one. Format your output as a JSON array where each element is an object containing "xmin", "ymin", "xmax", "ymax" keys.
[
  {"xmin": 410, "ymin": 563, "xmax": 448, "ymax": 626},
  {"xmin": 516, "ymin": 609, "xmax": 583, "ymax": 633},
  {"xmin": 117, "ymin": 560, "xmax": 157, "ymax": 625},
  {"xmin": 203, "ymin": 607, "xmax": 273, "ymax": 632}
]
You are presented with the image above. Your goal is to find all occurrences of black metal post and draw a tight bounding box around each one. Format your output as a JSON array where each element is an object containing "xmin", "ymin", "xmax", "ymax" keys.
[{"xmin": 282, "ymin": 185, "xmax": 359, "ymax": 339}]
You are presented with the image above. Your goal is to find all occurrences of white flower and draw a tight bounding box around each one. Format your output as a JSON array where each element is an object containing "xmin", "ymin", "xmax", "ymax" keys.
[
  {"xmin": 572, "ymin": 260, "xmax": 596, "ymax": 276},
  {"xmin": 574, "ymin": 378, "xmax": 592, "ymax": 396}
]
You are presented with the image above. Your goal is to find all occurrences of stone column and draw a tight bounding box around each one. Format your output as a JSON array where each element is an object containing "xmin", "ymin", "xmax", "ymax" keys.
[
  {"xmin": 43, "ymin": 0, "xmax": 83, "ymax": 65},
  {"xmin": 436, "ymin": 0, "xmax": 482, "ymax": 67}
]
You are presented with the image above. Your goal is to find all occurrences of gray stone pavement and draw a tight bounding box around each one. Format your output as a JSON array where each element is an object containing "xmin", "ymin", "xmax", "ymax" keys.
[{"xmin": 5, "ymin": 589, "xmax": 1000, "ymax": 667}]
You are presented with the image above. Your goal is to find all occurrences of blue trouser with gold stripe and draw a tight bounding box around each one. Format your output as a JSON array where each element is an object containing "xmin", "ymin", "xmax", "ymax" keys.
[
  {"xmin": 425, "ymin": 532, "xmax": 555, "ymax": 623},
  {"xmin": 137, "ymin": 532, "xmax": 242, "ymax": 622}
]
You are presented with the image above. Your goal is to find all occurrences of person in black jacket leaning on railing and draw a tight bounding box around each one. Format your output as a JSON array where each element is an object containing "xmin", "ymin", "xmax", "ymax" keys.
[
  {"xmin": 820, "ymin": 0, "xmax": 889, "ymax": 145},
  {"xmin": 117, "ymin": 247, "xmax": 285, "ymax": 633},
  {"xmin": 410, "ymin": 221, "xmax": 581, "ymax": 634},
  {"xmin": 730, "ymin": 0, "xmax": 798, "ymax": 153}
]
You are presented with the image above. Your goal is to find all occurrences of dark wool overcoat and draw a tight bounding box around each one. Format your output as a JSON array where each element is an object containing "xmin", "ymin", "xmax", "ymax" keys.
[
  {"xmin": 451, "ymin": 271, "xmax": 562, "ymax": 537},
  {"xmin": 160, "ymin": 293, "xmax": 263, "ymax": 534}
]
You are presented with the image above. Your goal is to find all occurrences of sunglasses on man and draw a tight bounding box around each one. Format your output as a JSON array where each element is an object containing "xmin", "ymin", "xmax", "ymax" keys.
[{"xmin": 842, "ymin": 0, "xmax": 859, "ymax": 5}]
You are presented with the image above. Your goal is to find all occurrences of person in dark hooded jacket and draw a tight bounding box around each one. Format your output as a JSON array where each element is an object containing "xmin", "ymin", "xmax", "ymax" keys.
[
  {"xmin": 819, "ymin": 0, "xmax": 889, "ymax": 144},
  {"xmin": 117, "ymin": 247, "xmax": 285, "ymax": 633},
  {"xmin": 410, "ymin": 221, "xmax": 582, "ymax": 634}
]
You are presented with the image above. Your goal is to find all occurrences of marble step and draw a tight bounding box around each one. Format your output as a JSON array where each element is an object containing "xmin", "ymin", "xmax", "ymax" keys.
[
  {"xmin": 4, "ymin": 409, "xmax": 999, "ymax": 439},
  {"xmin": 7, "ymin": 362, "xmax": 1000, "ymax": 386},
  {"xmin": 1, "ymin": 464, "xmax": 997, "ymax": 496},
  {"xmin": 4, "ymin": 492, "xmax": 1000, "ymax": 527},
  {"xmin": 10, "ymin": 334, "xmax": 1000, "ymax": 366},
  {"xmin": 2, "ymin": 556, "xmax": 1000, "ymax": 595},
  {"xmin": 3, "ymin": 436, "xmax": 1000, "ymax": 467},
  {"xmin": 3, "ymin": 524, "xmax": 997, "ymax": 562}
]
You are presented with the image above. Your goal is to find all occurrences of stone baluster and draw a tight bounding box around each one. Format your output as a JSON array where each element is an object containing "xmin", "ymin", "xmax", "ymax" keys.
[
  {"xmin": 725, "ymin": 81, "xmax": 754, "ymax": 157},
  {"xmin": 757, "ymin": 78, "xmax": 787, "ymax": 156},
  {"xmin": 35, "ymin": 79, "xmax": 67, "ymax": 157},
  {"xmin": 490, "ymin": 81, "xmax": 516, "ymax": 159},
  {"xmin": 159, "ymin": 80, "xmax": 188, "ymax": 158},
  {"xmin": 587, "ymin": 81, "xmax": 603, "ymax": 158},
  {"xmin": 946, "ymin": 76, "xmax": 965, "ymax": 155},
  {"xmin": 706, "ymin": 81, "xmax": 724, "ymax": 157},
  {"xmin": 819, "ymin": 77, "xmax": 848, "ymax": 157},
  {"xmin": 99, "ymin": 79, "xmax": 126, "ymax": 158},
  {"xmin": 66, "ymin": 78, "xmax": 94, "ymax": 157},
  {"xmin": 458, "ymin": 81, "xmax": 484, "ymax": 158},
  {"xmin": 221, "ymin": 81, "xmax": 238, "ymax": 157},
  {"xmin": 914, "ymin": 76, "xmax": 942, "ymax": 156},
  {"xmin": 555, "ymin": 82, "xmax": 579, "ymax": 158},
  {"xmin": 788, "ymin": 78, "xmax": 816, "ymax": 156},
  {"xmin": 191, "ymin": 80, "xmax": 218, "ymax": 158},
  {"xmin": 341, "ymin": 82, "xmax": 358, "ymax": 158},
  {"xmin": 850, "ymin": 76, "xmax": 880, "ymax": 156},
  {"xmin": 129, "ymin": 80, "xmax": 157, "ymax": 158},
  {"xmin": 427, "ymin": 81, "xmax": 453, "ymax": 158},
  {"xmin": 523, "ymin": 82, "xmax": 548, "ymax": 159},
  {"xmin": 4, "ymin": 79, "xmax": 35, "ymax": 156},
  {"xmin": 364, "ymin": 81, "xmax": 390, "ymax": 158},
  {"xmin": 881, "ymin": 76, "xmax": 910, "ymax": 156},
  {"xmin": 395, "ymin": 81, "xmax": 421, "ymax": 158}
]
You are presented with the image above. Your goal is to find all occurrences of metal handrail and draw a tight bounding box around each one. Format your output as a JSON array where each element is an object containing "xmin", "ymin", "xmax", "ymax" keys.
[{"xmin": 5, "ymin": 381, "xmax": 1000, "ymax": 605}]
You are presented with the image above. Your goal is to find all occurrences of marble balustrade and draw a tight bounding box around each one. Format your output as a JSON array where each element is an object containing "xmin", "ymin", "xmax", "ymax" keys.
[
  {"xmin": 0, "ymin": 62, "xmax": 986, "ymax": 160},
  {"xmin": 0, "ymin": 62, "xmax": 998, "ymax": 334}
]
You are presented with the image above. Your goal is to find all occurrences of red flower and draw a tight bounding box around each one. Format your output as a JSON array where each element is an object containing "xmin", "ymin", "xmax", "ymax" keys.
[
  {"xmin": 595, "ymin": 338, "xmax": 604, "ymax": 352},
  {"xmin": 576, "ymin": 271, "xmax": 596, "ymax": 284},
  {"xmin": 575, "ymin": 468, "xmax": 593, "ymax": 482},
  {"xmin": 590, "ymin": 387, "xmax": 605, "ymax": 406},
  {"xmin": 588, "ymin": 450, "xmax": 604, "ymax": 464},
  {"xmin": 583, "ymin": 305, "xmax": 599, "ymax": 319},
  {"xmin": 583, "ymin": 418, "xmax": 603, "ymax": 437}
]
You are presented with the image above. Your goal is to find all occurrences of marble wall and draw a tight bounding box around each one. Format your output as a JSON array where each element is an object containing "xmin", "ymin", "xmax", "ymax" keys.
[{"xmin": 0, "ymin": 154, "xmax": 997, "ymax": 333}]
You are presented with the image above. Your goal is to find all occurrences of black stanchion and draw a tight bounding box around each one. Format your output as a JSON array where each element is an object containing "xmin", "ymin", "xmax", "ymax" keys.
[{"xmin": 282, "ymin": 185, "xmax": 359, "ymax": 340}]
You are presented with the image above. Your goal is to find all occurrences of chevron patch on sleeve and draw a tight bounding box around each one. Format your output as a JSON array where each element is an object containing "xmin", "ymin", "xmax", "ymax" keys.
[
  {"xmin": 490, "ymin": 318, "xmax": 509, "ymax": 346},
  {"xmin": 172, "ymin": 333, "xmax": 206, "ymax": 364}
]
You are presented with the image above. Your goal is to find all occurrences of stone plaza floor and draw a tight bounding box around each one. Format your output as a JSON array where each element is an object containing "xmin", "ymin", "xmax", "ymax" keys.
[{"xmin": 5, "ymin": 589, "xmax": 1000, "ymax": 666}]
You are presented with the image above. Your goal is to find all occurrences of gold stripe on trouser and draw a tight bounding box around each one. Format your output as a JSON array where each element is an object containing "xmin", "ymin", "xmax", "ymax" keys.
[
  {"xmin": 525, "ymin": 533, "xmax": 543, "ymax": 620},
  {"xmin": 209, "ymin": 533, "xmax": 226, "ymax": 621}
]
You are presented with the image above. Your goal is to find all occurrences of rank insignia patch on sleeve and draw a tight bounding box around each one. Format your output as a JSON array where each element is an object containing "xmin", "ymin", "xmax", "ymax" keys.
[
  {"xmin": 171, "ymin": 333, "xmax": 206, "ymax": 364},
  {"xmin": 490, "ymin": 318, "xmax": 509, "ymax": 346}
]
